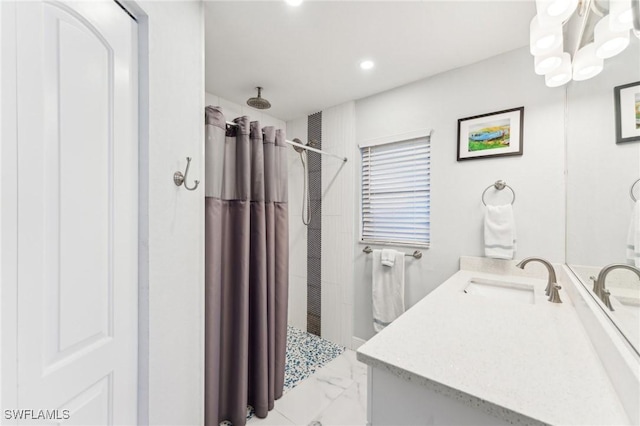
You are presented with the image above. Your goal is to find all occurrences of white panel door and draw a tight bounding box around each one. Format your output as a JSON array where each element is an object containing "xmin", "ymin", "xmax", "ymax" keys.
[{"xmin": 13, "ymin": 1, "xmax": 138, "ymax": 424}]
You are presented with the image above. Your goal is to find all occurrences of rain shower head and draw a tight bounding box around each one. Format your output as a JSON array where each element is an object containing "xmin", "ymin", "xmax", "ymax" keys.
[{"xmin": 246, "ymin": 87, "xmax": 271, "ymax": 110}]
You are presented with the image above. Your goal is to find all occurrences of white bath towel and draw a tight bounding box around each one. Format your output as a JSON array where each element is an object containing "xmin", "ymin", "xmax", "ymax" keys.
[
  {"xmin": 484, "ymin": 204, "xmax": 517, "ymax": 260},
  {"xmin": 372, "ymin": 249, "xmax": 405, "ymax": 332},
  {"xmin": 627, "ymin": 201, "xmax": 640, "ymax": 267},
  {"xmin": 381, "ymin": 249, "xmax": 396, "ymax": 267}
]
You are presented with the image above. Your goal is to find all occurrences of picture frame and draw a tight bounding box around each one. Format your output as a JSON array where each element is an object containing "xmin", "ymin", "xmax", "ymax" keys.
[
  {"xmin": 457, "ymin": 107, "xmax": 524, "ymax": 161},
  {"xmin": 614, "ymin": 81, "xmax": 640, "ymax": 144}
]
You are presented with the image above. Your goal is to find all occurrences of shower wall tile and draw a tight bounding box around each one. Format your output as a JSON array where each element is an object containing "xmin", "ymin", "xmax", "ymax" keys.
[
  {"xmin": 308, "ymin": 286, "xmax": 321, "ymax": 314},
  {"xmin": 307, "ymin": 111, "xmax": 323, "ymax": 337},
  {"xmin": 289, "ymin": 227, "xmax": 308, "ymax": 278},
  {"xmin": 308, "ymin": 152, "xmax": 322, "ymax": 173},
  {"xmin": 321, "ymin": 281, "xmax": 342, "ymax": 344},
  {"xmin": 308, "ymin": 207, "xmax": 322, "ymax": 231},
  {"xmin": 287, "ymin": 115, "xmax": 310, "ymax": 332},
  {"xmin": 320, "ymin": 102, "xmax": 356, "ymax": 348},
  {"xmin": 308, "ymin": 171, "xmax": 322, "ymax": 201},
  {"xmin": 309, "ymin": 199, "xmax": 322, "ymax": 225},
  {"xmin": 307, "ymin": 313, "xmax": 321, "ymax": 337},
  {"xmin": 288, "ymin": 274, "xmax": 308, "ymax": 331},
  {"xmin": 308, "ymin": 260, "xmax": 321, "ymax": 291}
]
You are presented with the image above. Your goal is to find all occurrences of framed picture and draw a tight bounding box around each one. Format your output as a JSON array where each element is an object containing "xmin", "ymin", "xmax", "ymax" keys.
[
  {"xmin": 614, "ymin": 81, "xmax": 640, "ymax": 144},
  {"xmin": 457, "ymin": 107, "xmax": 524, "ymax": 161}
]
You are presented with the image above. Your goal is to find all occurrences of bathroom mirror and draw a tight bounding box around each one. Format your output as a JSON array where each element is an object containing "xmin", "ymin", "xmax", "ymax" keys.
[{"xmin": 565, "ymin": 21, "xmax": 640, "ymax": 357}]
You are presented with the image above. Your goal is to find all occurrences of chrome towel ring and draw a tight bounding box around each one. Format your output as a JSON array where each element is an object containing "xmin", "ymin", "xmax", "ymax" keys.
[
  {"xmin": 482, "ymin": 180, "xmax": 515, "ymax": 206},
  {"xmin": 631, "ymin": 178, "xmax": 640, "ymax": 202}
]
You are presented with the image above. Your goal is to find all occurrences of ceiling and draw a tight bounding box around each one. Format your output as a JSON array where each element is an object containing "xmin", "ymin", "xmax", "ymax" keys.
[{"xmin": 205, "ymin": 1, "xmax": 537, "ymax": 121}]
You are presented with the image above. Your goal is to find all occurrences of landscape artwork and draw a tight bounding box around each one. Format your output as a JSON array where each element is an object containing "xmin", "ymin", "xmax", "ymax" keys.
[
  {"xmin": 636, "ymin": 93, "xmax": 640, "ymax": 129},
  {"xmin": 468, "ymin": 118, "xmax": 510, "ymax": 152},
  {"xmin": 614, "ymin": 81, "xmax": 640, "ymax": 144},
  {"xmin": 457, "ymin": 107, "xmax": 524, "ymax": 161}
]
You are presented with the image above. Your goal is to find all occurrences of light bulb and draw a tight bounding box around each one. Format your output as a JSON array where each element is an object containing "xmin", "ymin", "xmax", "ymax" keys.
[
  {"xmin": 536, "ymin": 0, "xmax": 578, "ymax": 25},
  {"xmin": 545, "ymin": 52, "xmax": 572, "ymax": 87},
  {"xmin": 609, "ymin": 0, "xmax": 634, "ymax": 32},
  {"xmin": 572, "ymin": 43, "xmax": 603, "ymax": 81},
  {"xmin": 534, "ymin": 49, "xmax": 563, "ymax": 75},
  {"xmin": 530, "ymin": 16, "xmax": 563, "ymax": 55},
  {"xmin": 594, "ymin": 16, "xmax": 630, "ymax": 58}
]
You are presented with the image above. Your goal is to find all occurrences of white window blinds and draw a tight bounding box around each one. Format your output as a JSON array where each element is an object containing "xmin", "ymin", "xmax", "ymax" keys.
[{"xmin": 360, "ymin": 136, "xmax": 430, "ymax": 247}]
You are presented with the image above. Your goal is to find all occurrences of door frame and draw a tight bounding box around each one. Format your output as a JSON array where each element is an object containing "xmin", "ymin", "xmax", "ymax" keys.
[{"xmin": 0, "ymin": 1, "xmax": 150, "ymax": 424}]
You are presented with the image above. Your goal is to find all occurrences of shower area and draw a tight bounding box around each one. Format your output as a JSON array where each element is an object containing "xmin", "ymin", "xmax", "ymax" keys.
[{"xmin": 203, "ymin": 88, "xmax": 357, "ymax": 424}]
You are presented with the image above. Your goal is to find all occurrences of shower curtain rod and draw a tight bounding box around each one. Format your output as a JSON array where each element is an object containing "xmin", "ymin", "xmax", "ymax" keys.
[{"xmin": 225, "ymin": 120, "xmax": 347, "ymax": 162}]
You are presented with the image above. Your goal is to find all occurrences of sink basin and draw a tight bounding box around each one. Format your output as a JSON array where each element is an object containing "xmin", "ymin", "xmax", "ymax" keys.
[{"xmin": 464, "ymin": 278, "xmax": 535, "ymax": 304}]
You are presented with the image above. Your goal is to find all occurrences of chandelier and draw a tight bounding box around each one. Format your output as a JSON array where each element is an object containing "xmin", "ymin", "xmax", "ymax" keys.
[{"xmin": 530, "ymin": 0, "xmax": 639, "ymax": 87}]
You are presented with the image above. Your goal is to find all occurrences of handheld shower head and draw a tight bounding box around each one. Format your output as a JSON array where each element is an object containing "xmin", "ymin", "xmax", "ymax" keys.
[
  {"xmin": 292, "ymin": 138, "xmax": 305, "ymax": 153},
  {"xmin": 246, "ymin": 87, "xmax": 271, "ymax": 110}
]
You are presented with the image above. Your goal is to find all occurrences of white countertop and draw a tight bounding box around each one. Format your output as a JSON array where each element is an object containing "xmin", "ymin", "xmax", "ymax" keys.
[{"xmin": 357, "ymin": 258, "xmax": 630, "ymax": 425}]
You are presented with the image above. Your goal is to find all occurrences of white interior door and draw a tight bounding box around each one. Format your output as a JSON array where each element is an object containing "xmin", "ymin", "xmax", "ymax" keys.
[{"xmin": 10, "ymin": 1, "xmax": 138, "ymax": 424}]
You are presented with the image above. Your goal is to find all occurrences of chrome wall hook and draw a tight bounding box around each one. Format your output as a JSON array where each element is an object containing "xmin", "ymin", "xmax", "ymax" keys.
[{"xmin": 174, "ymin": 157, "xmax": 200, "ymax": 191}]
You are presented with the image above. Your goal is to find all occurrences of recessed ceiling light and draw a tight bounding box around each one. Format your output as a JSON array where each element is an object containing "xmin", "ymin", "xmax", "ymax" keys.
[
  {"xmin": 360, "ymin": 60, "xmax": 375, "ymax": 70},
  {"xmin": 285, "ymin": 0, "xmax": 303, "ymax": 6}
]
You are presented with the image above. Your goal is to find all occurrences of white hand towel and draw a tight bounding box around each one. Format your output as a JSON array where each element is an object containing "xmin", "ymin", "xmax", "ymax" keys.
[
  {"xmin": 372, "ymin": 249, "xmax": 405, "ymax": 332},
  {"xmin": 381, "ymin": 249, "xmax": 395, "ymax": 267},
  {"xmin": 627, "ymin": 201, "xmax": 640, "ymax": 267},
  {"xmin": 484, "ymin": 204, "xmax": 517, "ymax": 260}
]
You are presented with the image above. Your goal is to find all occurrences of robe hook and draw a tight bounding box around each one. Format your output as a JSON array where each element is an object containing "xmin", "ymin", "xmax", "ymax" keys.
[{"xmin": 174, "ymin": 157, "xmax": 200, "ymax": 191}]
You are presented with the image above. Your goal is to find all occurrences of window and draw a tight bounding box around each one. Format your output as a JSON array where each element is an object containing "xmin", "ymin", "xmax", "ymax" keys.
[{"xmin": 360, "ymin": 136, "xmax": 430, "ymax": 247}]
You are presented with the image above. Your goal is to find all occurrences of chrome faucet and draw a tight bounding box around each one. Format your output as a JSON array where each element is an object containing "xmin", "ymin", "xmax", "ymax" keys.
[
  {"xmin": 593, "ymin": 263, "xmax": 640, "ymax": 311},
  {"xmin": 515, "ymin": 257, "xmax": 562, "ymax": 303}
]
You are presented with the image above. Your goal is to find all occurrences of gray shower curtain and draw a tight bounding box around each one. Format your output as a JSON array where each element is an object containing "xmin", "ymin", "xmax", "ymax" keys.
[{"xmin": 205, "ymin": 106, "xmax": 289, "ymax": 426}]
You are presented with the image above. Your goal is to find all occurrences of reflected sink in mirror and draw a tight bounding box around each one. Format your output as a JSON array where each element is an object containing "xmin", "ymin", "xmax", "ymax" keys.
[{"xmin": 464, "ymin": 278, "xmax": 535, "ymax": 304}]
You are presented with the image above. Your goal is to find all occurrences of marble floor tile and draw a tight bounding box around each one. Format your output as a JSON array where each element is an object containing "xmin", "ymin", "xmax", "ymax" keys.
[
  {"xmin": 320, "ymin": 350, "xmax": 367, "ymax": 380},
  {"xmin": 246, "ymin": 410, "xmax": 295, "ymax": 426},
  {"xmin": 274, "ymin": 367, "xmax": 354, "ymax": 425},
  {"xmin": 311, "ymin": 377, "xmax": 368, "ymax": 426}
]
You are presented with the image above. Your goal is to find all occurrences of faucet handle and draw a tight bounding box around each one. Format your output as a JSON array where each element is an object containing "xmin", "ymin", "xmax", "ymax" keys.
[
  {"xmin": 590, "ymin": 276, "xmax": 601, "ymax": 298},
  {"xmin": 548, "ymin": 284, "xmax": 562, "ymax": 304},
  {"xmin": 600, "ymin": 289, "xmax": 615, "ymax": 312}
]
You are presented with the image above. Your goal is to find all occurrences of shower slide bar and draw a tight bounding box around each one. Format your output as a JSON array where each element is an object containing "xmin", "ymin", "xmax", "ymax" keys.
[
  {"xmin": 225, "ymin": 120, "xmax": 348, "ymax": 162},
  {"xmin": 362, "ymin": 245, "xmax": 422, "ymax": 259}
]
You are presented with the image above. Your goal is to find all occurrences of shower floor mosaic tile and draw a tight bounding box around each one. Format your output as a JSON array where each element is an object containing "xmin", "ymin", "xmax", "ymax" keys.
[
  {"xmin": 283, "ymin": 326, "xmax": 345, "ymax": 392},
  {"xmin": 243, "ymin": 326, "xmax": 346, "ymax": 423}
]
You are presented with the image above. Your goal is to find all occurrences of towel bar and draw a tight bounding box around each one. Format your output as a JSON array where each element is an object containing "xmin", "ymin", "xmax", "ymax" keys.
[
  {"xmin": 362, "ymin": 246, "xmax": 422, "ymax": 259},
  {"xmin": 631, "ymin": 178, "xmax": 640, "ymax": 202},
  {"xmin": 481, "ymin": 180, "xmax": 515, "ymax": 206}
]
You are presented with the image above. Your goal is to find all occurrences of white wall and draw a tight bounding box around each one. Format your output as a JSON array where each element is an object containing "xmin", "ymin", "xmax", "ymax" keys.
[
  {"xmin": 133, "ymin": 2, "xmax": 204, "ymax": 425},
  {"xmin": 353, "ymin": 47, "xmax": 567, "ymax": 340},
  {"xmin": 566, "ymin": 38, "xmax": 640, "ymax": 267}
]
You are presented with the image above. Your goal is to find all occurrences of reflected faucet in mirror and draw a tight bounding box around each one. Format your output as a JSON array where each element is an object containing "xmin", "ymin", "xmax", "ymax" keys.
[
  {"xmin": 516, "ymin": 257, "xmax": 562, "ymax": 303},
  {"xmin": 592, "ymin": 263, "xmax": 640, "ymax": 311}
]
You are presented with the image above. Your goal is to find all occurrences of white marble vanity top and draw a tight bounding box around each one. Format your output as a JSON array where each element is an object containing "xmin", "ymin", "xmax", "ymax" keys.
[{"xmin": 356, "ymin": 257, "xmax": 631, "ymax": 425}]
